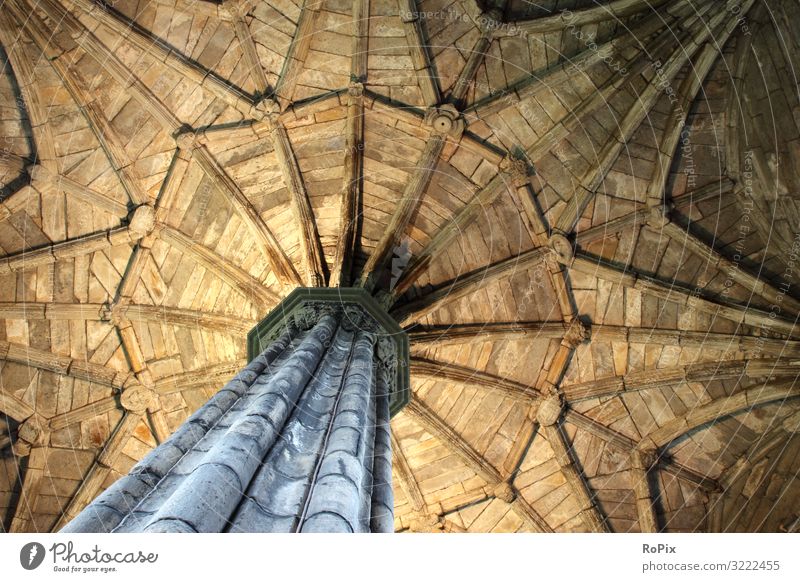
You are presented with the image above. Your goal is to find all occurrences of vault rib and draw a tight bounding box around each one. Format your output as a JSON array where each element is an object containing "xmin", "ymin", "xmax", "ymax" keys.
[
  {"xmin": 158, "ymin": 225, "xmax": 279, "ymax": 311},
  {"xmin": 391, "ymin": 247, "xmax": 550, "ymax": 325},
  {"xmin": 399, "ymin": 0, "xmax": 440, "ymax": 106},
  {"xmin": 181, "ymin": 141, "xmax": 301, "ymax": 287},
  {"xmin": 70, "ymin": 0, "xmax": 257, "ymax": 117},
  {"xmin": 569, "ymin": 250, "xmax": 800, "ymax": 338},
  {"xmin": 9, "ymin": 1, "xmax": 150, "ymax": 206},
  {"xmin": 273, "ymin": 1, "xmax": 321, "ymax": 108}
]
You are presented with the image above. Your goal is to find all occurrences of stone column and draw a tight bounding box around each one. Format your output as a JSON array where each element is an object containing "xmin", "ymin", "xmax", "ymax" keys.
[{"xmin": 61, "ymin": 289, "xmax": 409, "ymax": 533}]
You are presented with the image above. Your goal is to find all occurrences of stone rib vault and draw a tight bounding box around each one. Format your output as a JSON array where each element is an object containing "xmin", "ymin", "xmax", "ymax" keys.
[{"xmin": 1, "ymin": 0, "xmax": 799, "ymax": 533}]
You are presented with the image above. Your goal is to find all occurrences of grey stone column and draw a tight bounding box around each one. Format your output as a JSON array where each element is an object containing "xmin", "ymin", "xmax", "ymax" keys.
[{"xmin": 61, "ymin": 289, "xmax": 409, "ymax": 533}]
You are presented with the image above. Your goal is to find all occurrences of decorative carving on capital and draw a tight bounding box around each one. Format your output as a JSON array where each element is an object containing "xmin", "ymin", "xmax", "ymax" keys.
[
  {"xmin": 562, "ymin": 317, "xmax": 588, "ymax": 348},
  {"xmin": 120, "ymin": 384, "xmax": 156, "ymax": 413},
  {"xmin": 536, "ymin": 393, "xmax": 563, "ymax": 426},
  {"xmin": 128, "ymin": 205, "xmax": 156, "ymax": 238},
  {"xmin": 246, "ymin": 288, "xmax": 410, "ymax": 417},
  {"xmin": 425, "ymin": 104, "xmax": 464, "ymax": 138},
  {"xmin": 548, "ymin": 232, "xmax": 574, "ymax": 264}
]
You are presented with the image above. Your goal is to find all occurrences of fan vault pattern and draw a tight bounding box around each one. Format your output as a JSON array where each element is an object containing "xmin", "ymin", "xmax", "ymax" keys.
[{"xmin": 0, "ymin": 0, "xmax": 799, "ymax": 533}]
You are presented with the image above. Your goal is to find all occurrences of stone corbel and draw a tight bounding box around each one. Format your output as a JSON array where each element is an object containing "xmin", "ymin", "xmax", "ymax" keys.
[{"xmin": 425, "ymin": 104, "xmax": 465, "ymax": 139}]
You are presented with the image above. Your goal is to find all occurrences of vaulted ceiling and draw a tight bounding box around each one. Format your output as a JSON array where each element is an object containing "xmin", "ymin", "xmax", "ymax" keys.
[{"xmin": 1, "ymin": 0, "xmax": 799, "ymax": 533}]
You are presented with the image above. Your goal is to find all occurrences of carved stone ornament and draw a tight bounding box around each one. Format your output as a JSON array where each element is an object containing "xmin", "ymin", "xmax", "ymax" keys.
[
  {"xmin": 536, "ymin": 393, "xmax": 563, "ymax": 426},
  {"xmin": 247, "ymin": 287, "xmax": 410, "ymax": 417},
  {"xmin": 549, "ymin": 232, "xmax": 574, "ymax": 264},
  {"xmin": 562, "ymin": 317, "xmax": 588, "ymax": 348},
  {"xmin": 425, "ymin": 104, "xmax": 465, "ymax": 138},
  {"xmin": 250, "ymin": 97, "xmax": 280, "ymax": 122},
  {"xmin": 120, "ymin": 384, "xmax": 156, "ymax": 413},
  {"xmin": 493, "ymin": 481, "xmax": 516, "ymax": 503}
]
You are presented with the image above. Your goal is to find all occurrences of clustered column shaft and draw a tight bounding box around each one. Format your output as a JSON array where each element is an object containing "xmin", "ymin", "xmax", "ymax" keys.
[{"xmin": 62, "ymin": 312, "xmax": 394, "ymax": 533}]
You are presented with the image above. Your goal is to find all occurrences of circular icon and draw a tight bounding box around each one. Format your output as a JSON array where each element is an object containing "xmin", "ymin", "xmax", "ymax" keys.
[{"xmin": 19, "ymin": 542, "xmax": 45, "ymax": 570}]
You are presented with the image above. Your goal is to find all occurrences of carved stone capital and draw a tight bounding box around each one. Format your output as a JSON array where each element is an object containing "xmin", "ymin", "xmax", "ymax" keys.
[
  {"xmin": 548, "ymin": 232, "xmax": 574, "ymax": 264},
  {"xmin": 247, "ymin": 288, "xmax": 410, "ymax": 417},
  {"xmin": 120, "ymin": 384, "xmax": 156, "ymax": 413},
  {"xmin": 425, "ymin": 104, "xmax": 464, "ymax": 138},
  {"xmin": 536, "ymin": 393, "xmax": 563, "ymax": 426},
  {"xmin": 562, "ymin": 318, "xmax": 588, "ymax": 348},
  {"xmin": 128, "ymin": 205, "xmax": 156, "ymax": 238}
]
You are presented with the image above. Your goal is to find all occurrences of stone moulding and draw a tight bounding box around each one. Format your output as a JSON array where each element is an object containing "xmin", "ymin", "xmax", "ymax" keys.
[{"xmin": 247, "ymin": 287, "xmax": 410, "ymax": 417}]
